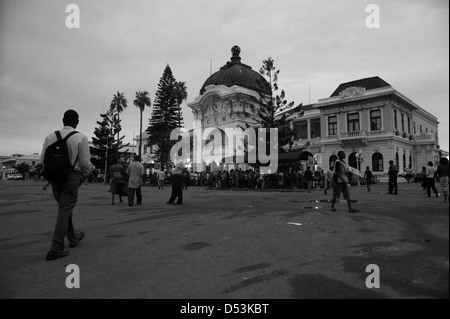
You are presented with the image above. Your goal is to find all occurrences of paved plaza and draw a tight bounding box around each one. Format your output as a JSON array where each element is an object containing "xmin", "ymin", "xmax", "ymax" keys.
[{"xmin": 0, "ymin": 180, "xmax": 448, "ymax": 299}]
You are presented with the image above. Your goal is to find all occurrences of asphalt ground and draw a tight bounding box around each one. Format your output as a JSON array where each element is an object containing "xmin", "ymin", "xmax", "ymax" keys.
[{"xmin": 0, "ymin": 179, "xmax": 448, "ymax": 300}]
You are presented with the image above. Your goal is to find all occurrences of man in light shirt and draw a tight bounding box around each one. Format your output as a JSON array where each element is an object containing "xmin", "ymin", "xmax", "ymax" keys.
[
  {"xmin": 40, "ymin": 110, "xmax": 94, "ymax": 261},
  {"xmin": 126, "ymin": 155, "xmax": 145, "ymax": 206}
]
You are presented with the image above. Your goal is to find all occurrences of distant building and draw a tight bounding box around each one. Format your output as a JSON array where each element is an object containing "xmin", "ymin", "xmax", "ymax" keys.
[
  {"xmin": 0, "ymin": 153, "xmax": 41, "ymax": 170},
  {"xmin": 287, "ymin": 76, "xmax": 447, "ymax": 178}
]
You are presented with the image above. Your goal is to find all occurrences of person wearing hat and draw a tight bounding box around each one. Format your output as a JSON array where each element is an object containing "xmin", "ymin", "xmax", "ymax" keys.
[
  {"xmin": 167, "ymin": 162, "xmax": 184, "ymax": 205},
  {"xmin": 40, "ymin": 109, "xmax": 94, "ymax": 260},
  {"xmin": 388, "ymin": 160, "xmax": 399, "ymax": 195}
]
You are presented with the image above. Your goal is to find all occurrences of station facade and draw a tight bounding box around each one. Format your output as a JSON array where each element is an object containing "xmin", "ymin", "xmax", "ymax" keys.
[{"xmin": 187, "ymin": 46, "xmax": 446, "ymax": 178}]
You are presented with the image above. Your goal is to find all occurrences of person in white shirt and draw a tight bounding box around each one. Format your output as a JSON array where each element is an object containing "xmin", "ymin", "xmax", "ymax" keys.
[
  {"xmin": 126, "ymin": 155, "xmax": 145, "ymax": 206},
  {"xmin": 40, "ymin": 110, "xmax": 94, "ymax": 260}
]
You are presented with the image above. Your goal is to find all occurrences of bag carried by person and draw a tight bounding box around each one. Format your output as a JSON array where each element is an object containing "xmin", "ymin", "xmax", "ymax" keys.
[{"xmin": 43, "ymin": 131, "xmax": 78, "ymax": 182}]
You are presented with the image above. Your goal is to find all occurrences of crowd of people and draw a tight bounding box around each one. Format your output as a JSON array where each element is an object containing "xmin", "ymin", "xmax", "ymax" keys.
[{"xmin": 146, "ymin": 168, "xmax": 329, "ymax": 191}]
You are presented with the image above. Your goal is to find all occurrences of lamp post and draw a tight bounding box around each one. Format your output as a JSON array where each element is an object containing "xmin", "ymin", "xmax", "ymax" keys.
[{"xmin": 104, "ymin": 135, "xmax": 111, "ymax": 185}]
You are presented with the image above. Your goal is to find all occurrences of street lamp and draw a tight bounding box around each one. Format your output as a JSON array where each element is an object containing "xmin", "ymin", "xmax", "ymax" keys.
[{"xmin": 104, "ymin": 135, "xmax": 112, "ymax": 184}]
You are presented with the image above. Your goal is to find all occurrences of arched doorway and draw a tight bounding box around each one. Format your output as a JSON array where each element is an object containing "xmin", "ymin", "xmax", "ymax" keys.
[
  {"xmin": 348, "ymin": 152, "xmax": 358, "ymax": 169},
  {"xmin": 329, "ymin": 155, "xmax": 338, "ymax": 170}
]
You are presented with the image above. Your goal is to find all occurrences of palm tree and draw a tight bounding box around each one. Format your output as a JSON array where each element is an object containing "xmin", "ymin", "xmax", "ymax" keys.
[
  {"xmin": 133, "ymin": 90, "xmax": 151, "ymax": 157},
  {"xmin": 172, "ymin": 81, "xmax": 188, "ymax": 127},
  {"xmin": 110, "ymin": 91, "xmax": 128, "ymax": 153}
]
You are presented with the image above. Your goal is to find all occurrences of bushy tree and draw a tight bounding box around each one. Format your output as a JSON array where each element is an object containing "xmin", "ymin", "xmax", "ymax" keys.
[
  {"xmin": 14, "ymin": 162, "xmax": 30, "ymax": 175},
  {"xmin": 258, "ymin": 57, "xmax": 302, "ymax": 151},
  {"xmin": 90, "ymin": 106, "xmax": 129, "ymax": 174},
  {"xmin": 146, "ymin": 65, "xmax": 185, "ymax": 168}
]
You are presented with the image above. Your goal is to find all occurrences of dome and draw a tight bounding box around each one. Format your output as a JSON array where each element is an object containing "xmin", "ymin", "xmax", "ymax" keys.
[{"xmin": 200, "ymin": 46, "xmax": 272, "ymax": 96}]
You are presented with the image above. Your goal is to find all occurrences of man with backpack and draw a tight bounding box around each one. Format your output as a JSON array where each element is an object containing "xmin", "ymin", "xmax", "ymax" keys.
[{"xmin": 40, "ymin": 110, "xmax": 93, "ymax": 261}]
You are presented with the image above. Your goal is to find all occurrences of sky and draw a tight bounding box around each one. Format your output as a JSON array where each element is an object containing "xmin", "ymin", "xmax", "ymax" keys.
[{"xmin": 0, "ymin": 0, "xmax": 448, "ymax": 157}]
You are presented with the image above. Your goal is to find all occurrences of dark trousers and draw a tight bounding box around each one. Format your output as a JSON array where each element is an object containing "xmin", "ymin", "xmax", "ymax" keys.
[
  {"xmin": 128, "ymin": 186, "xmax": 142, "ymax": 205},
  {"xmin": 388, "ymin": 177, "xmax": 398, "ymax": 194},
  {"xmin": 169, "ymin": 175, "xmax": 183, "ymax": 204},
  {"xmin": 50, "ymin": 172, "xmax": 81, "ymax": 252},
  {"xmin": 426, "ymin": 178, "xmax": 438, "ymax": 197}
]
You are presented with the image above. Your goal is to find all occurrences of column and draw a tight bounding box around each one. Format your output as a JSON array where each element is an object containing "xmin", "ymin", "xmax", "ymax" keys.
[{"xmin": 307, "ymin": 119, "xmax": 311, "ymax": 140}]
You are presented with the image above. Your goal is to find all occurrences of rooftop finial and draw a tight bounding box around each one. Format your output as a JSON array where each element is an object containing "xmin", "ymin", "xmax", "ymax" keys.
[
  {"xmin": 232, "ymin": 45, "xmax": 241, "ymax": 57},
  {"xmin": 231, "ymin": 45, "xmax": 241, "ymax": 64}
]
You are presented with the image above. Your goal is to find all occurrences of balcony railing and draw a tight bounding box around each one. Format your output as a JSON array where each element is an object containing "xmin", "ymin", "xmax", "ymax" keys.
[{"xmin": 339, "ymin": 130, "xmax": 367, "ymax": 140}]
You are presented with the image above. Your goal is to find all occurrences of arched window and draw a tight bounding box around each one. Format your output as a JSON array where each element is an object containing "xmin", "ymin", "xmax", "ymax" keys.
[
  {"xmin": 329, "ymin": 155, "xmax": 338, "ymax": 170},
  {"xmin": 372, "ymin": 153, "xmax": 383, "ymax": 172},
  {"xmin": 409, "ymin": 155, "xmax": 412, "ymax": 168},
  {"xmin": 402, "ymin": 154, "xmax": 406, "ymax": 171},
  {"xmin": 348, "ymin": 152, "xmax": 357, "ymax": 169}
]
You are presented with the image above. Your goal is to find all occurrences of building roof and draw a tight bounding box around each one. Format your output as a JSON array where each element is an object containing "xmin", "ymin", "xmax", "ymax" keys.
[
  {"xmin": 200, "ymin": 46, "xmax": 272, "ymax": 96},
  {"xmin": 330, "ymin": 76, "xmax": 391, "ymax": 97}
]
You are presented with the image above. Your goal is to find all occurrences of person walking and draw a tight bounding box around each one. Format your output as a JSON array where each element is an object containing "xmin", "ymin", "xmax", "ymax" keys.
[
  {"xmin": 182, "ymin": 168, "xmax": 190, "ymax": 190},
  {"xmin": 330, "ymin": 151, "xmax": 359, "ymax": 213},
  {"xmin": 40, "ymin": 110, "xmax": 93, "ymax": 260},
  {"xmin": 167, "ymin": 162, "xmax": 184, "ymax": 205},
  {"xmin": 126, "ymin": 155, "xmax": 145, "ymax": 206},
  {"xmin": 304, "ymin": 166, "xmax": 313, "ymax": 193},
  {"xmin": 388, "ymin": 160, "xmax": 398, "ymax": 195},
  {"xmin": 323, "ymin": 166, "xmax": 334, "ymax": 195},
  {"xmin": 109, "ymin": 159, "xmax": 126, "ymax": 205},
  {"xmin": 425, "ymin": 161, "xmax": 439, "ymax": 198},
  {"xmin": 157, "ymin": 168, "xmax": 165, "ymax": 190},
  {"xmin": 434, "ymin": 157, "xmax": 449, "ymax": 203},
  {"xmin": 364, "ymin": 166, "xmax": 374, "ymax": 192}
]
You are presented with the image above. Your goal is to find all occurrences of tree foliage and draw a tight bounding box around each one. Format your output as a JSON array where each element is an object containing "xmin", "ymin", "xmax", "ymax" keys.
[
  {"xmin": 146, "ymin": 65, "xmax": 184, "ymax": 167},
  {"xmin": 258, "ymin": 57, "xmax": 302, "ymax": 151},
  {"xmin": 134, "ymin": 90, "xmax": 151, "ymax": 157},
  {"xmin": 90, "ymin": 106, "xmax": 129, "ymax": 173}
]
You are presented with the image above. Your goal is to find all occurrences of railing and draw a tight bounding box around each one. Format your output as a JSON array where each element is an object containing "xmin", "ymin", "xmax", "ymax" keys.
[{"xmin": 339, "ymin": 130, "xmax": 367, "ymax": 139}]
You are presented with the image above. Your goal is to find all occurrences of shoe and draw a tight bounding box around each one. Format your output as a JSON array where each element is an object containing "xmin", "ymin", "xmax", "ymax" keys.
[
  {"xmin": 348, "ymin": 209, "xmax": 359, "ymax": 213},
  {"xmin": 331, "ymin": 207, "xmax": 337, "ymax": 212},
  {"xmin": 46, "ymin": 250, "xmax": 69, "ymax": 261},
  {"xmin": 128, "ymin": 204, "xmax": 133, "ymax": 207},
  {"xmin": 112, "ymin": 202, "xmax": 115, "ymax": 205},
  {"xmin": 166, "ymin": 202, "xmax": 174, "ymax": 205},
  {"xmin": 69, "ymin": 232, "xmax": 85, "ymax": 248}
]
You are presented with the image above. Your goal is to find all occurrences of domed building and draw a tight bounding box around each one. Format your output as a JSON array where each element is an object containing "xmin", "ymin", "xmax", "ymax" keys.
[{"xmin": 188, "ymin": 46, "xmax": 273, "ymax": 172}]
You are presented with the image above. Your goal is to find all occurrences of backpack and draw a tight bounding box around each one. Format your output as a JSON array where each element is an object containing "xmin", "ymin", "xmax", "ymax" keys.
[{"xmin": 43, "ymin": 131, "xmax": 78, "ymax": 182}]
